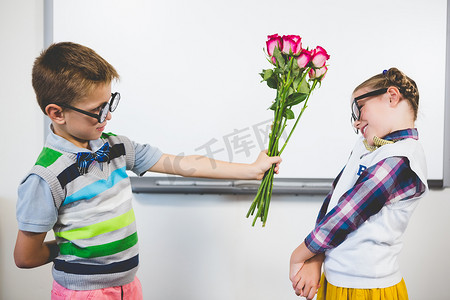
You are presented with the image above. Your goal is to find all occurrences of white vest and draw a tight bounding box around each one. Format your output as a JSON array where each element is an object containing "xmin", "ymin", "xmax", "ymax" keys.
[{"xmin": 324, "ymin": 136, "xmax": 428, "ymax": 289}]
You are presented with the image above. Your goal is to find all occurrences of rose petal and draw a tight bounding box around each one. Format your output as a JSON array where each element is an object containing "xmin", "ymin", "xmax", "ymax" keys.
[
  {"xmin": 309, "ymin": 66, "xmax": 328, "ymax": 81},
  {"xmin": 311, "ymin": 46, "xmax": 330, "ymax": 67},
  {"xmin": 297, "ymin": 50, "xmax": 312, "ymax": 68},
  {"xmin": 266, "ymin": 34, "xmax": 282, "ymax": 56},
  {"xmin": 281, "ymin": 35, "xmax": 302, "ymax": 55}
]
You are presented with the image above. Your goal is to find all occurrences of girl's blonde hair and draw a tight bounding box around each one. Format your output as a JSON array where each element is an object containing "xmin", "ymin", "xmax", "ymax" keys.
[{"xmin": 353, "ymin": 67, "xmax": 419, "ymax": 120}]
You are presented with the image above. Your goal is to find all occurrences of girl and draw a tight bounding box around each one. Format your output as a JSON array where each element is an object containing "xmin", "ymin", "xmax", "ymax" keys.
[{"xmin": 289, "ymin": 68, "xmax": 428, "ymax": 300}]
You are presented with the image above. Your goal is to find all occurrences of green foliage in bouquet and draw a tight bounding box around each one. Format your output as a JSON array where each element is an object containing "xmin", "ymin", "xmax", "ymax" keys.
[{"xmin": 247, "ymin": 34, "xmax": 329, "ymax": 226}]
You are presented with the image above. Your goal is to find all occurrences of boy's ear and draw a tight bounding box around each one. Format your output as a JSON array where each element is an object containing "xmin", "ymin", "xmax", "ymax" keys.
[
  {"xmin": 387, "ymin": 86, "xmax": 402, "ymax": 107},
  {"xmin": 45, "ymin": 104, "xmax": 66, "ymax": 125}
]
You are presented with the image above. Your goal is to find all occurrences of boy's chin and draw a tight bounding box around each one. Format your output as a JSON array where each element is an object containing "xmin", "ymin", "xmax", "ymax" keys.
[{"xmin": 94, "ymin": 133, "xmax": 104, "ymax": 140}]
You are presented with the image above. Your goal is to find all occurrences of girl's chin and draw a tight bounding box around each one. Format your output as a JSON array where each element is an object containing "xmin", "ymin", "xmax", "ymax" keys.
[{"xmin": 365, "ymin": 135, "xmax": 375, "ymax": 145}]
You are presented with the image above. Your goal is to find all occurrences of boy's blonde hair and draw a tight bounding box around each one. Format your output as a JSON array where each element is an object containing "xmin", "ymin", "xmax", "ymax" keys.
[
  {"xmin": 32, "ymin": 42, "xmax": 119, "ymax": 114},
  {"xmin": 354, "ymin": 67, "xmax": 419, "ymax": 120}
]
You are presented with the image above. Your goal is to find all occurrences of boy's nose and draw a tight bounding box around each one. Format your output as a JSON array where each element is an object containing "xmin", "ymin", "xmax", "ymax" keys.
[{"xmin": 106, "ymin": 110, "xmax": 112, "ymax": 121}]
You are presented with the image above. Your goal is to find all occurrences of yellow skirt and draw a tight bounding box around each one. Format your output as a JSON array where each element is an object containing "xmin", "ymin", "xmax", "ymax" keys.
[{"xmin": 316, "ymin": 274, "xmax": 408, "ymax": 300}]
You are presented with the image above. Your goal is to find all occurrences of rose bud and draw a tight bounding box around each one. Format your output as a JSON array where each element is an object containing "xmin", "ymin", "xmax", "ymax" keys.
[
  {"xmin": 309, "ymin": 66, "xmax": 328, "ymax": 81},
  {"xmin": 311, "ymin": 46, "xmax": 330, "ymax": 68},
  {"xmin": 281, "ymin": 35, "xmax": 302, "ymax": 56},
  {"xmin": 266, "ymin": 34, "xmax": 283, "ymax": 57},
  {"xmin": 297, "ymin": 49, "xmax": 312, "ymax": 68}
]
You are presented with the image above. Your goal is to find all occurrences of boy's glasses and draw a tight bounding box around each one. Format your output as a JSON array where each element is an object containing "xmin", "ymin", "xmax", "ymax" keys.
[
  {"xmin": 351, "ymin": 88, "xmax": 387, "ymax": 133},
  {"xmin": 57, "ymin": 92, "xmax": 120, "ymax": 123}
]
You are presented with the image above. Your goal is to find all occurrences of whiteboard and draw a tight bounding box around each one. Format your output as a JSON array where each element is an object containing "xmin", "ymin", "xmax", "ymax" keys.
[{"xmin": 50, "ymin": 0, "xmax": 447, "ymax": 181}]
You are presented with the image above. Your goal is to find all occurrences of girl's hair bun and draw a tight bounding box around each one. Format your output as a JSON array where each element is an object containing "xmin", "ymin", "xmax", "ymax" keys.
[{"xmin": 354, "ymin": 67, "xmax": 419, "ymax": 120}]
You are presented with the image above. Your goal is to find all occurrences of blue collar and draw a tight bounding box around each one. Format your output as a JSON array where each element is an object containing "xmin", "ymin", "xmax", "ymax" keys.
[{"xmin": 382, "ymin": 128, "xmax": 419, "ymax": 141}]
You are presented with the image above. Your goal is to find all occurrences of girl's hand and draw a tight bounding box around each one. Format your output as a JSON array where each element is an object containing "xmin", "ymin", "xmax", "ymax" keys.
[
  {"xmin": 289, "ymin": 243, "xmax": 317, "ymax": 297},
  {"xmin": 289, "ymin": 261, "xmax": 304, "ymax": 294},
  {"xmin": 294, "ymin": 254, "xmax": 324, "ymax": 299}
]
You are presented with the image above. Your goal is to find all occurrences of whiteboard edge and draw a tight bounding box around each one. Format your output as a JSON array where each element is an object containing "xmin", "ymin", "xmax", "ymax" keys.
[{"xmin": 444, "ymin": 0, "xmax": 450, "ymax": 187}]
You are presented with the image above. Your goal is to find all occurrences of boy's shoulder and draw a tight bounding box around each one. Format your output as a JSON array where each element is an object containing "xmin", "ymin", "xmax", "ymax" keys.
[
  {"xmin": 100, "ymin": 132, "xmax": 133, "ymax": 152},
  {"xmin": 35, "ymin": 146, "xmax": 65, "ymax": 168},
  {"xmin": 27, "ymin": 145, "xmax": 71, "ymax": 209},
  {"xmin": 100, "ymin": 132, "xmax": 131, "ymax": 144}
]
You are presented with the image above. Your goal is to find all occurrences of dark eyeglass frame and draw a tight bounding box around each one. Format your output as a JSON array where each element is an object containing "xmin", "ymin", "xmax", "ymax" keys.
[
  {"xmin": 350, "ymin": 88, "xmax": 387, "ymax": 134},
  {"xmin": 57, "ymin": 92, "xmax": 120, "ymax": 123}
]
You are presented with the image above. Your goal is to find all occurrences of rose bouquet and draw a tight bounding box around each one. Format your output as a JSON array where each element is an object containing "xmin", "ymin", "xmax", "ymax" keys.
[{"xmin": 247, "ymin": 34, "xmax": 330, "ymax": 226}]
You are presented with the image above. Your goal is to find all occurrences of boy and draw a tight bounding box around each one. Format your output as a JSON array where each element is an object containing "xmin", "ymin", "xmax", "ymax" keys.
[{"xmin": 14, "ymin": 42, "xmax": 281, "ymax": 298}]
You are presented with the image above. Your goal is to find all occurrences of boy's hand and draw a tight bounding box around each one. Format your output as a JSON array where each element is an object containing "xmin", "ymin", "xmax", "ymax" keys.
[{"xmin": 252, "ymin": 150, "xmax": 282, "ymax": 180}]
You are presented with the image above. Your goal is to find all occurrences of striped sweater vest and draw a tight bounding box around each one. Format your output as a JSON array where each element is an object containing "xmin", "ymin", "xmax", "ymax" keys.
[{"xmin": 30, "ymin": 133, "xmax": 139, "ymax": 290}]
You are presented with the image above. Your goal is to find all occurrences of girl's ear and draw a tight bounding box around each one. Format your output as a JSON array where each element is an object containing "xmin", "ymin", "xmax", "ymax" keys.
[
  {"xmin": 387, "ymin": 86, "xmax": 402, "ymax": 107},
  {"xmin": 45, "ymin": 104, "xmax": 66, "ymax": 125}
]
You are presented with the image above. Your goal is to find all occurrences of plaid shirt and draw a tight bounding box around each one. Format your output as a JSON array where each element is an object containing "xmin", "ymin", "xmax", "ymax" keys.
[{"xmin": 305, "ymin": 129, "xmax": 426, "ymax": 253}]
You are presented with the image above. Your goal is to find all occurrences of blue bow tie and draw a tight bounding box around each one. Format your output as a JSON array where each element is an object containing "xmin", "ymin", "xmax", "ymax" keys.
[{"xmin": 76, "ymin": 142, "xmax": 110, "ymax": 175}]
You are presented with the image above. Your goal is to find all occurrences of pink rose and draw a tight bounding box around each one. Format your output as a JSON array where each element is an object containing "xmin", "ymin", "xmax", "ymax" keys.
[
  {"xmin": 296, "ymin": 49, "xmax": 312, "ymax": 68},
  {"xmin": 281, "ymin": 35, "xmax": 302, "ymax": 55},
  {"xmin": 266, "ymin": 34, "xmax": 283, "ymax": 57},
  {"xmin": 309, "ymin": 66, "xmax": 328, "ymax": 81},
  {"xmin": 311, "ymin": 46, "xmax": 330, "ymax": 68}
]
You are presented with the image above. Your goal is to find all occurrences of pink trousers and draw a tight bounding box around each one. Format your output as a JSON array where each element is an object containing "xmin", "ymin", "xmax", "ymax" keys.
[{"xmin": 51, "ymin": 277, "xmax": 143, "ymax": 300}]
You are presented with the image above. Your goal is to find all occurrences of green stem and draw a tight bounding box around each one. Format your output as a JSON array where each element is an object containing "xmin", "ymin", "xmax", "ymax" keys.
[
  {"xmin": 268, "ymin": 57, "xmax": 297, "ymax": 156},
  {"xmin": 252, "ymin": 178, "xmax": 270, "ymax": 226},
  {"xmin": 246, "ymin": 168, "xmax": 273, "ymax": 218},
  {"xmin": 269, "ymin": 83, "xmax": 297, "ymax": 156},
  {"xmin": 247, "ymin": 166, "xmax": 275, "ymax": 225},
  {"xmin": 269, "ymin": 88, "xmax": 284, "ymax": 152},
  {"xmin": 278, "ymin": 80, "xmax": 319, "ymax": 155},
  {"xmin": 277, "ymin": 113, "xmax": 289, "ymax": 148},
  {"xmin": 246, "ymin": 183, "xmax": 263, "ymax": 217},
  {"xmin": 262, "ymin": 168, "xmax": 275, "ymax": 226}
]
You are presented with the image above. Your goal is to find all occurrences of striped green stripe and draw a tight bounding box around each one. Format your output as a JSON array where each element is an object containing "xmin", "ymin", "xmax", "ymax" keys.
[
  {"xmin": 101, "ymin": 132, "xmax": 117, "ymax": 138},
  {"xmin": 59, "ymin": 232, "xmax": 138, "ymax": 258},
  {"xmin": 35, "ymin": 147, "xmax": 63, "ymax": 167},
  {"xmin": 55, "ymin": 209, "xmax": 135, "ymax": 240}
]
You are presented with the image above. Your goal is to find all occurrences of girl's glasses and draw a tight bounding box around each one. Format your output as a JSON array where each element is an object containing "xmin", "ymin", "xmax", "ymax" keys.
[
  {"xmin": 57, "ymin": 92, "xmax": 120, "ymax": 123},
  {"xmin": 350, "ymin": 88, "xmax": 387, "ymax": 133}
]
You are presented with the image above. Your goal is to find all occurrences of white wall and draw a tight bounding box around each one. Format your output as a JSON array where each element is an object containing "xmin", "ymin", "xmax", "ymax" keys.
[
  {"xmin": 1, "ymin": 1, "xmax": 449, "ymax": 299},
  {"xmin": 0, "ymin": 0, "xmax": 51, "ymax": 299}
]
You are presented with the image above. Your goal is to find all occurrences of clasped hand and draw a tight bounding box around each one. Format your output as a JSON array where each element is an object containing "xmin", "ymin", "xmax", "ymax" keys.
[{"xmin": 289, "ymin": 253, "xmax": 323, "ymax": 299}]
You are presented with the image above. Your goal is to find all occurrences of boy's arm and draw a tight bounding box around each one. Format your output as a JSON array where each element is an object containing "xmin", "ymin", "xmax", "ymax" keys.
[
  {"xmin": 14, "ymin": 230, "xmax": 58, "ymax": 268},
  {"xmin": 148, "ymin": 150, "xmax": 281, "ymax": 180},
  {"xmin": 293, "ymin": 253, "xmax": 324, "ymax": 299}
]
